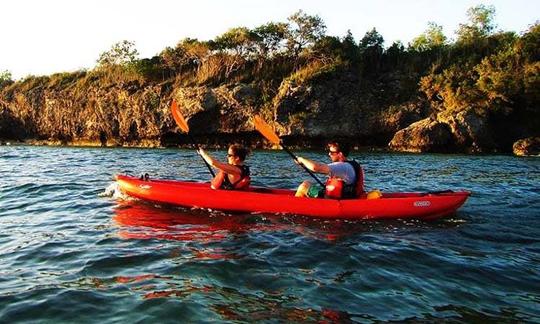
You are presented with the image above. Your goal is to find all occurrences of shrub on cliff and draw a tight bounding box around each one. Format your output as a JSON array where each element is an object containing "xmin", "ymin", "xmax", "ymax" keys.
[
  {"xmin": 0, "ymin": 70, "xmax": 13, "ymax": 89},
  {"xmin": 97, "ymin": 40, "xmax": 139, "ymax": 68}
]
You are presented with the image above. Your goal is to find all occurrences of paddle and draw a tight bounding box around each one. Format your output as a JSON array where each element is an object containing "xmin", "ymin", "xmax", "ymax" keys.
[
  {"xmin": 171, "ymin": 100, "xmax": 215, "ymax": 177},
  {"xmin": 253, "ymin": 115, "xmax": 325, "ymax": 187}
]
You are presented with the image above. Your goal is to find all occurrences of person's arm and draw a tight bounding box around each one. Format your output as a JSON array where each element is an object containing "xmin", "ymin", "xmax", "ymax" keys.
[
  {"xmin": 198, "ymin": 148, "xmax": 242, "ymax": 175},
  {"xmin": 296, "ymin": 156, "xmax": 330, "ymax": 174}
]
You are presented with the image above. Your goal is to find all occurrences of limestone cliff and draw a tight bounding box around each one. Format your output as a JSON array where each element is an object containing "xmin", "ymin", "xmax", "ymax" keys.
[
  {"xmin": 0, "ymin": 68, "xmax": 536, "ymax": 155},
  {"xmin": 0, "ymin": 69, "xmax": 419, "ymax": 149}
]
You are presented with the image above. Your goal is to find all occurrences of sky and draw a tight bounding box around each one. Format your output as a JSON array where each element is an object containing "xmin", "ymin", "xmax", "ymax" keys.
[{"xmin": 2, "ymin": 0, "xmax": 539, "ymax": 80}]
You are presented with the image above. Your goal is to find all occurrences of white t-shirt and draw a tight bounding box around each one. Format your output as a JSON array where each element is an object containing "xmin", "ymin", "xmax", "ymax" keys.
[{"xmin": 328, "ymin": 162, "xmax": 356, "ymax": 184}]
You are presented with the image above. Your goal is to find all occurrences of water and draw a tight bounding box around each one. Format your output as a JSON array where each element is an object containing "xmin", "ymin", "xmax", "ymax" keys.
[{"xmin": 1, "ymin": 145, "xmax": 539, "ymax": 323}]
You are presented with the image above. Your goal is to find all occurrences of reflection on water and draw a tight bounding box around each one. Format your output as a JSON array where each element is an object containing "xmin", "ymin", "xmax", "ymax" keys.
[
  {"xmin": 113, "ymin": 202, "xmax": 285, "ymax": 243},
  {"xmin": 113, "ymin": 200, "xmax": 463, "ymax": 244}
]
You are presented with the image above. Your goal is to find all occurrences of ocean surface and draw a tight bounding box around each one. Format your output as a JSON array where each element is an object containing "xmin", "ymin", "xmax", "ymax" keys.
[{"xmin": 0, "ymin": 145, "xmax": 539, "ymax": 323}]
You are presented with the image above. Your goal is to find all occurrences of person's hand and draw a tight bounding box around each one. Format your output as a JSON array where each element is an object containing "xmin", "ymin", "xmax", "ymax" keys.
[{"xmin": 295, "ymin": 156, "xmax": 304, "ymax": 166}]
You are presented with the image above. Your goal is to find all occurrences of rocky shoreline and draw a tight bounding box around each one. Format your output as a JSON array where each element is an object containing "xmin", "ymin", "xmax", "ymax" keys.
[{"xmin": 2, "ymin": 135, "xmax": 539, "ymax": 158}]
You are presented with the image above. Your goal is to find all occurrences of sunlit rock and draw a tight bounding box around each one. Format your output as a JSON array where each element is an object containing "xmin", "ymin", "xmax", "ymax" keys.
[
  {"xmin": 388, "ymin": 118, "xmax": 454, "ymax": 153},
  {"xmin": 513, "ymin": 137, "xmax": 540, "ymax": 156}
]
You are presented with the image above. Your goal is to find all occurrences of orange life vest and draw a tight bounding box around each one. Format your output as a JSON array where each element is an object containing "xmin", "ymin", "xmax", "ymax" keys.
[
  {"xmin": 325, "ymin": 177, "xmax": 344, "ymax": 199},
  {"xmin": 210, "ymin": 165, "xmax": 251, "ymax": 190},
  {"xmin": 324, "ymin": 160, "xmax": 364, "ymax": 199}
]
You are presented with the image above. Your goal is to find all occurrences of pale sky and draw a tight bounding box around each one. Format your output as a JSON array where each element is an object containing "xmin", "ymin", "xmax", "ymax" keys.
[{"xmin": 2, "ymin": 0, "xmax": 538, "ymax": 80}]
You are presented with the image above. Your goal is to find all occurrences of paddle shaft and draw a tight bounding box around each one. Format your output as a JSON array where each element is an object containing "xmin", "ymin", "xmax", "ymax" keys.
[
  {"xmin": 281, "ymin": 145, "xmax": 326, "ymax": 187},
  {"xmin": 170, "ymin": 100, "xmax": 215, "ymax": 177},
  {"xmin": 251, "ymin": 115, "xmax": 325, "ymax": 187},
  {"xmin": 187, "ymin": 133, "xmax": 215, "ymax": 177}
]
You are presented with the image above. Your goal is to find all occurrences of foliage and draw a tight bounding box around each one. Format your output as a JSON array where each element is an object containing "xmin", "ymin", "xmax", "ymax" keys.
[
  {"xmin": 288, "ymin": 58, "xmax": 341, "ymax": 84},
  {"xmin": 253, "ymin": 22, "xmax": 288, "ymax": 57},
  {"xmin": 419, "ymin": 20, "xmax": 539, "ymax": 128},
  {"xmin": 285, "ymin": 10, "xmax": 327, "ymax": 58},
  {"xmin": 456, "ymin": 4, "xmax": 497, "ymax": 43},
  {"xmin": 195, "ymin": 53, "xmax": 248, "ymax": 85},
  {"xmin": 0, "ymin": 70, "xmax": 13, "ymax": 88},
  {"xmin": 359, "ymin": 28, "xmax": 385, "ymax": 75},
  {"xmin": 311, "ymin": 32, "xmax": 360, "ymax": 65},
  {"xmin": 359, "ymin": 28, "xmax": 384, "ymax": 50},
  {"xmin": 410, "ymin": 22, "xmax": 447, "ymax": 51},
  {"xmin": 96, "ymin": 40, "xmax": 139, "ymax": 68},
  {"xmin": 158, "ymin": 38, "xmax": 212, "ymax": 80},
  {"xmin": 214, "ymin": 27, "xmax": 258, "ymax": 57},
  {"xmin": 1, "ymin": 70, "xmax": 12, "ymax": 82},
  {"xmin": 48, "ymin": 71, "xmax": 87, "ymax": 89}
]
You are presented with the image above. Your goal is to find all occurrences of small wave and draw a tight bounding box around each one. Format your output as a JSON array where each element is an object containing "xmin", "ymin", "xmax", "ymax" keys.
[{"xmin": 98, "ymin": 182, "xmax": 127, "ymax": 200}]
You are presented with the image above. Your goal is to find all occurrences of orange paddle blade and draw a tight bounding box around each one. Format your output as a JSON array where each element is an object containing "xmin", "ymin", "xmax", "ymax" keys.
[
  {"xmin": 253, "ymin": 115, "xmax": 281, "ymax": 145},
  {"xmin": 171, "ymin": 100, "xmax": 189, "ymax": 133}
]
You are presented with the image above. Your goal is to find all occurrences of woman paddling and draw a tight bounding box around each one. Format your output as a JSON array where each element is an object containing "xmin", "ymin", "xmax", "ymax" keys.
[{"xmin": 197, "ymin": 144, "xmax": 251, "ymax": 190}]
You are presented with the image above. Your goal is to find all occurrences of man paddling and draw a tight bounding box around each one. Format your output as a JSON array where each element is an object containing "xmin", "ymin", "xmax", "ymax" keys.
[{"xmin": 294, "ymin": 140, "xmax": 364, "ymax": 199}]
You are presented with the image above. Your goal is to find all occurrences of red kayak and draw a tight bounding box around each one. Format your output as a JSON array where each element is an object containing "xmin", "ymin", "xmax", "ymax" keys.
[{"xmin": 115, "ymin": 174, "xmax": 470, "ymax": 220}]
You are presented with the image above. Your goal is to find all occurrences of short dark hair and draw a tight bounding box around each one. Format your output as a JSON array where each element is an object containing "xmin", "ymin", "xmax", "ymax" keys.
[
  {"xmin": 229, "ymin": 144, "xmax": 249, "ymax": 161},
  {"xmin": 327, "ymin": 140, "xmax": 350, "ymax": 157}
]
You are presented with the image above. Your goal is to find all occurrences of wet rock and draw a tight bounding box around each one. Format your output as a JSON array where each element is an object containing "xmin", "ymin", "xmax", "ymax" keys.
[{"xmin": 513, "ymin": 137, "xmax": 540, "ymax": 156}]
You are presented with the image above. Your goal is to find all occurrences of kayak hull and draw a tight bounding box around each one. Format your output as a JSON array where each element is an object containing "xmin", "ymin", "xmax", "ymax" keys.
[{"xmin": 115, "ymin": 175, "xmax": 470, "ymax": 220}]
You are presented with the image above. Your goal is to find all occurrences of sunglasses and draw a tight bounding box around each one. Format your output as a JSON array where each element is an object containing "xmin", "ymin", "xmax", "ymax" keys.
[{"xmin": 227, "ymin": 154, "xmax": 235, "ymax": 157}]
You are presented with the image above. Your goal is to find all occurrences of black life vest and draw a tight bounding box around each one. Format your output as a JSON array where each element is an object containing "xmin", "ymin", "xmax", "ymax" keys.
[{"xmin": 211, "ymin": 165, "xmax": 251, "ymax": 190}]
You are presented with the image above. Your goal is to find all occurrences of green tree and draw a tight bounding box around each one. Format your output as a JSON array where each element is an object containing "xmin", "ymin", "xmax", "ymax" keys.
[
  {"xmin": 253, "ymin": 22, "xmax": 288, "ymax": 57},
  {"xmin": 475, "ymin": 47, "xmax": 521, "ymax": 110},
  {"xmin": 456, "ymin": 5, "xmax": 497, "ymax": 43},
  {"xmin": 160, "ymin": 45, "xmax": 187, "ymax": 73},
  {"xmin": 359, "ymin": 27, "xmax": 384, "ymax": 50},
  {"xmin": 385, "ymin": 41, "xmax": 406, "ymax": 67},
  {"xmin": 410, "ymin": 22, "xmax": 447, "ymax": 51},
  {"xmin": 519, "ymin": 22, "xmax": 540, "ymax": 62},
  {"xmin": 97, "ymin": 40, "xmax": 139, "ymax": 68},
  {"xmin": 214, "ymin": 27, "xmax": 257, "ymax": 57},
  {"xmin": 359, "ymin": 28, "xmax": 384, "ymax": 74},
  {"xmin": 472, "ymin": 24, "xmax": 539, "ymax": 141},
  {"xmin": 310, "ymin": 31, "xmax": 359, "ymax": 65},
  {"xmin": 341, "ymin": 30, "xmax": 360, "ymax": 63},
  {"xmin": 179, "ymin": 38, "xmax": 212, "ymax": 65},
  {"xmin": 285, "ymin": 10, "xmax": 327, "ymax": 58},
  {"xmin": 0, "ymin": 70, "xmax": 12, "ymax": 82},
  {"xmin": 0, "ymin": 70, "xmax": 13, "ymax": 88}
]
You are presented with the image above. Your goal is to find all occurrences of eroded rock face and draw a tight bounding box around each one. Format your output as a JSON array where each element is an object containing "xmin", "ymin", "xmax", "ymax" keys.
[
  {"xmin": 379, "ymin": 101, "xmax": 428, "ymax": 135},
  {"xmin": 0, "ymin": 100, "xmax": 26, "ymax": 140},
  {"xmin": 437, "ymin": 109, "xmax": 495, "ymax": 153},
  {"xmin": 388, "ymin": 118, "xmax": 454, "ymax": 152},
  {"xmin": 273, "ymin": 74, "xmax": 377, "ymax": 139},
  {"xmin": 513, "ymin": 137, "xmax": 540, "ymax": 156},
  {"xmin": 1, "ymin": 80, "xmax": 173, "ymax": 147},
  {"xmin": 388, "ymin": 108, "xmax": 500, "ymax": 153},
  {"xmin": 173, "ymin": 84, "xmax": 260, "ymax": 136}
]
